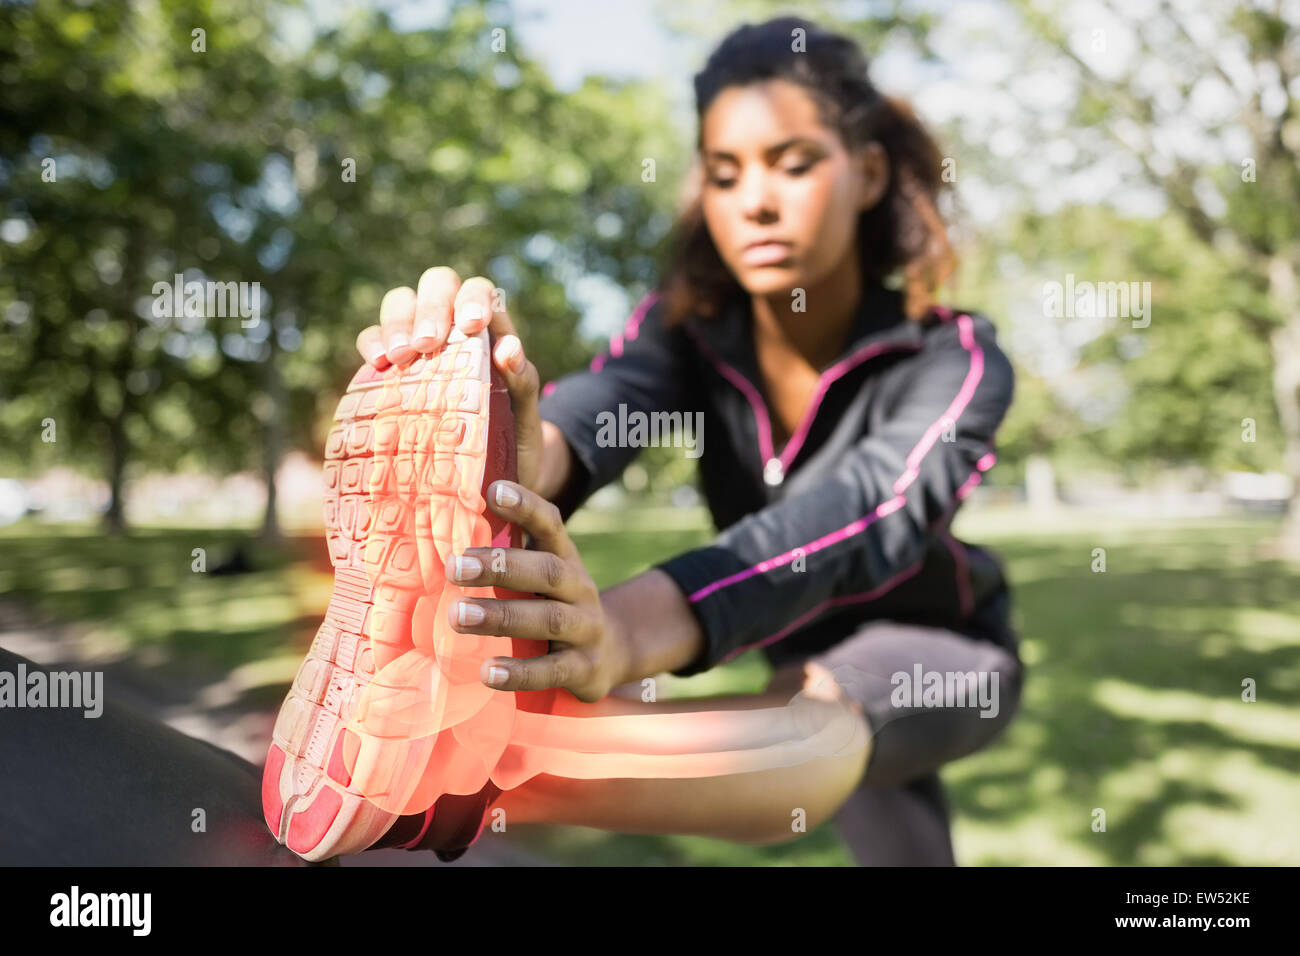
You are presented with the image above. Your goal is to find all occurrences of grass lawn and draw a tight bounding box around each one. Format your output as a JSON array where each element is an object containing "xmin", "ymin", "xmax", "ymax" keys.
[{"xmin": 1, "ymin": 508, "xmax": 1296, "ymax": 865}]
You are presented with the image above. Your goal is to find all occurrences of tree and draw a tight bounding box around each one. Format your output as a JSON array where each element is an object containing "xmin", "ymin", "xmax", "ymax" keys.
[
  {"xmin": 0, "ymin": 0, "xmax": 272, "ymax": 532},
  {"xmin": 1002, "ymin": 0, "xmax": 1300, "ymax": 553},
  {"xmin": 2, "ymin": 0, "xmax": 684, "ymax": 535}
]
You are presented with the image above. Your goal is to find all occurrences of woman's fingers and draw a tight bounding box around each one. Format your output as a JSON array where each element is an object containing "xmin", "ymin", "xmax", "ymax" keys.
[
  {"xmin": 480, "ymin": 648, "xmax": 591, "ymax": 694},
  {"xmin": 443, "ymin": 547, "xmax": 583, "ymax": 603},
  {"xmin": 448, "ymin": 594, "xmax": 585, "ymax": 644},
  {"xmin": 470, "ymin": 282, "xmax": 543, "ymax": 489},
  {"xmin": 356, "ymin": 325, "xmax": 391, "ymax": 370},
  {"xmin": 485, "ymin": 480, "xmax": 571, "ymax": 558},
  {"xmin": 483, "ymin": 288, "xmax": 520, "ymax": 340},
  {"xmin": 379, "ymin": 286, "xmax": 417, "ymax": 366},
  {"xmin": 493, "ymin": 335, "xmax": 537, "ymax": 398},
  {"xmin": 444, "ymin": 479, "xmax": 608, "ymax": 698},
  {"xmin": 493, "ymin": 335, "xmax": 542, "ymax": 490},
  {"xmin": 363, "ymin": 270, "xmax": 529, "ymax": 372},
  {"xmin": 479, "ymin": 287, "xmax": 533, "ymax": 387},
  {"xmin": 412, "ymin": 266, "xmax": 459, "ymax": 353},
  {"xmin": 452, "ymin": 276, "xmax": 496, "ymax": 335}
]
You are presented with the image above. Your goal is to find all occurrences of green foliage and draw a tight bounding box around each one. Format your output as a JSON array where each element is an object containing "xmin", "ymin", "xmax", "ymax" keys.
[{"xmin": 1, "ymin": 0, "xmax": 682, "ymax": 529}]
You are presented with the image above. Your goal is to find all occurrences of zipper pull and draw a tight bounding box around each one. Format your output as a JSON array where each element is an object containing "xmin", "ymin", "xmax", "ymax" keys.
[{"xmin": 763, "ymin": 457, "xmax": 785, "ymax": 486}]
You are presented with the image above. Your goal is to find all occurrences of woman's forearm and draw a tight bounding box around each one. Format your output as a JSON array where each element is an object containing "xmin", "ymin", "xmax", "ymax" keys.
[
  {"xmin": 535, "ymin": 420, "xmax": 576, "ymax": 503},
  {"xmin": 601, "ymin": 568, "xmax": 706, "ymax": 685}
]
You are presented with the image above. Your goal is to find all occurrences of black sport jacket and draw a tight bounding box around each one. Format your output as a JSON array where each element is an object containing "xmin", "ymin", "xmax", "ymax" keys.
[{"xmin": 537, "ymin": 279, "xmax": 1020, "ymax": 678}]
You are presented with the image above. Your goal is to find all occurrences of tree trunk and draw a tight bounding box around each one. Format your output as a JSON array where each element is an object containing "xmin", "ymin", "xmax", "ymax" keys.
[
  {"xmin": 1270, "ymin": 311, "xmax": 1300, "ymax": 562},
  {"xmin": 104, "ymin": 413, "xmax": 128, "ymax": 535},
  {"xmin": 260, "ymin": 325, "xmax": 284, "ymax": 544},
  {"xmin": 1264, "ymin": 250, "xmax": 1300, "ymax": 561},
  {"xmin": 103, "ymin": 229, "xmax": 143, "ymax": 537}
]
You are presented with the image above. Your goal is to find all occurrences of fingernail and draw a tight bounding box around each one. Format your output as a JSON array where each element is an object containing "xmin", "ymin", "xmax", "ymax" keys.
[
  {"xmin": 487, "ymin": 665, "xmax": 509, "ymax": 687},
  {"xmin": 386, "ymin": 332, "xmax": 410, "ymax": 355},
  {"xmin": 453, "ymin": 554, "xmax": 482, "ymax": 581},
  {"xmin": 458, "ymin": 601, "xmax": 485, "ymax": 626},
  {"xmin": 413, "ymin": 320, "xmax": 437, "ymax": 344},
  {"xmin": 496, "ymin": 335, "xmax": 520, "ymax": 368},
  {"xmin": 364, "ymin": 342, "xmax": 391, "ymax": 369},
  {"xmin": 455, "ymin": 302, "xmax": 486, "ymax": 330},
  {"xmin": 495, "ymin": 482, "xmax": 520, "ymax": 508}
]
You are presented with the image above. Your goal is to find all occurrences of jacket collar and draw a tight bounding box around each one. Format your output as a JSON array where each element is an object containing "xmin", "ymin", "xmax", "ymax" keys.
[
  {"xmin": 683, "ymin": 278, "xmax": 927, "ymax": 388},
  {"xmin": 681, "ymin": 279, "xmax": 934, "ymax": 479}
]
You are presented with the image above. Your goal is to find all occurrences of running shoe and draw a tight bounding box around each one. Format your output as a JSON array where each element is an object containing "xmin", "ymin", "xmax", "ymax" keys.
[{"xmin": 261, "ymin": 328, "xmax": 535, "ymax": 862}]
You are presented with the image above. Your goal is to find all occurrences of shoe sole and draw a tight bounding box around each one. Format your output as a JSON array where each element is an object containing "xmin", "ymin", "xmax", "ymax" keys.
[{"xmin": 262, "ymin": 328, "xmax": 513, "ymax": 862}]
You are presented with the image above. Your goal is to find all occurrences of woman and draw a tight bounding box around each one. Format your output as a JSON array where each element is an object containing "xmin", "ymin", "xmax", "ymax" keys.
[{"xmin": 352, "ymin": 15, "xmax": 1023, "ymax": 865}]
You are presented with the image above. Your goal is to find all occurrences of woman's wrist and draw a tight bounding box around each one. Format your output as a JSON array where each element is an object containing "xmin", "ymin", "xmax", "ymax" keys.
[
  {"xmin": 598, "ymin": 597, "xmax": 637, "ymax": 691},
  {"xmin": 536, "ymin": 420, "xmax": 575, "ymax": 503},
  {"xmin": 600, "ymin": 569, "xmax": 706, "ymax": 685}
]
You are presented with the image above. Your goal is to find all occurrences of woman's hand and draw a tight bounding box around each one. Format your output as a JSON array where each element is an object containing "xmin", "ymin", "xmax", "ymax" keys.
[
  {"xmin": 354, "ymin": 267, "xmax": 546, "ymax": 493},
  {"xmin": 443, "ymin": 479, "xmax": 633, "ymax": 703}
]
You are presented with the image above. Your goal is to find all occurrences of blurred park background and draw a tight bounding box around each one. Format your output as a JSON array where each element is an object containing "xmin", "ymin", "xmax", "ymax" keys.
[{"xmin": 2, "ymin": 0, "xmax": 1298, "ymax": 865}]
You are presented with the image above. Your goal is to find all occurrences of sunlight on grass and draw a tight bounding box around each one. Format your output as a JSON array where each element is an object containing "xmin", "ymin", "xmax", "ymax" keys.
[
  {"xmin": 1148, "ymin": 751, "xmax": 1297, "ymax": 865},
  {"xmin": 1093, "ymin": 679, "xmax": 1300, "ymax": 750},
  {"xmin": 954, "ymin": 816, "xmax": 1106, "ymax": 866},
  {"xmin": 1230, "ymin": 608, "xmax": 1300, "ymax": 653}
]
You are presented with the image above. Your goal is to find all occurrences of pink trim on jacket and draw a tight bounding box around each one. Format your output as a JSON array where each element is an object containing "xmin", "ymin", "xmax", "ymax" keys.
[
  {"xmin": 689, "ymin": 311, "xmax": 986, "ymax": 604},
  {"xmin": 931, "ymin": 449, "xmax": 997, "ymax": 531},
  {"xmin": 688, "ymin": 495, "xmax": 908, "ymax": 602},
  {"xmin": 718, "ymin": 559, "xmax": 928, "ymax": 664},
  {"xmin": 939, "ymin": 530, "xmax": 974, "ymax": 618},
  {"xmin": 539, "ymin": 290, "xmax": 662, "ymax": 395},
  {"xmin": 891, "ymin": 314, "xmax": 984, "ymax": 496},
  {"xmin": 776, "ymin": 341, "xmax": 924, "ymax": 470},
  {"xmin": 684, "ymin": 325, "xmax": 923, "ymax": 475},
  {"xmin": 719, "ymin": 445, "xmax": 1000, "ymax": 662},
  {"xmin": 681, "ymin": 325, "xmax": 777, "ymax": 467}
]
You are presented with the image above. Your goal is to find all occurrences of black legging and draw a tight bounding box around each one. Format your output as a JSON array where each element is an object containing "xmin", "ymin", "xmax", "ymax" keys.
[
  {"xmin": 800, "ymin": 618, "xmax": 1025, "ymax": 865},
  {"xmin": 0, "ymin": 645, "xmax": 313, "ymax": 866}
]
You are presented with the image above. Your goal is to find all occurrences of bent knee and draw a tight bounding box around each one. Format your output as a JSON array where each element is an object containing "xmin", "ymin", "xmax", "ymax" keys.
[{"xmin": 984, "ymin": 647, "xmax": 1024, "ymax": 723}]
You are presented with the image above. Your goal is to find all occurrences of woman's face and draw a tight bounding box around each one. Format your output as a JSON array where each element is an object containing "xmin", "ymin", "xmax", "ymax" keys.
[{"xmin": 698, "ymin": 79, "xmax": 888, "ymax": 298}]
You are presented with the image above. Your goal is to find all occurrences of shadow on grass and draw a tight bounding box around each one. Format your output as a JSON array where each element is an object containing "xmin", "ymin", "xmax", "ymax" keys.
[{"xmin": 943, "ymin": 520, "xmax": 1300, "ymax": 865}]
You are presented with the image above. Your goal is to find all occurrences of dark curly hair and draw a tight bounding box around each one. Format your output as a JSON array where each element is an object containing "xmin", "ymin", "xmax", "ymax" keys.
[{"xmin": 658, "ymin": 15, "xmax": 956, "ymax": 325}]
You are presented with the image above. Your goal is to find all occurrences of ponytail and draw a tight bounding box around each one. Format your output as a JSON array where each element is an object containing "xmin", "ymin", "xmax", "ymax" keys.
[{"xmin": 872, "ymin": 96, "xmax": 957, "ymax": 321}]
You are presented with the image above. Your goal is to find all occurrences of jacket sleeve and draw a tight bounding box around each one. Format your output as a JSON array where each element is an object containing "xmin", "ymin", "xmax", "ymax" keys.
[
  {"xmin": 654, "ymin": 311, "xmax": 1015, "ymax": 677},
  {"xmin": 536, "ymin": 290, "xmax": 694, "ymax": 522}
]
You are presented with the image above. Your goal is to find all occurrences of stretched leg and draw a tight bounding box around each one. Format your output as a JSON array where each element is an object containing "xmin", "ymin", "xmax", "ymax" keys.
[
  {"xmin": 0, "ymin": 646, "xmax": 314, "ymax": 866},
  {"xmin": 492, "ymin": 662, "xmax": 871, "ymax": 845},
  {"xmin": 491, "ymin": 621, "xmax": 1020, "ymax": 857}
]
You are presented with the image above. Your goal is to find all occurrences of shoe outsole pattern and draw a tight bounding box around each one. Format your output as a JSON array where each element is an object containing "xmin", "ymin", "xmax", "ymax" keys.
[{"xmin": 262, "ymin": 329, "xmax": 517, "ymax": 863}]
